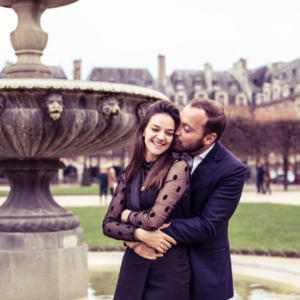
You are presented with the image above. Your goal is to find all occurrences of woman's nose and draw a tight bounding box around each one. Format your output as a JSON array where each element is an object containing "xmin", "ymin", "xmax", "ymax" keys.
[{"xmin": 157, "ymin": 131, "xmax": 165, "ymax": 140}]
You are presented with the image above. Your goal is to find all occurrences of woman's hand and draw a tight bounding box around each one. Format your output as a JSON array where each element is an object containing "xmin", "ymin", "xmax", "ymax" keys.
[
  {"xmin": 121, "ymin": 209, "xmax": 131, "ymax": 223},
  {"xmin": 124, "ymin": 241, "xmax": 140, "ymax": 249},
  {"xmin": 134, "ymin": 223, "xmax": 177, "ymax": 253},
  {"xmin": 133, "ymin": 242, "xmax": 164, "ymax": 260}
]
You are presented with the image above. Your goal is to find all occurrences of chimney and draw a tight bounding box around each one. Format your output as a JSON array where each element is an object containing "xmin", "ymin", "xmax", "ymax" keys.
[
  {"xmin": 158, "ymin": 55, "xmax": 167, "ymax": 86},
  {"xmin": 73, "ymin": 60, "xmax": 81, "ymax": 80},
  {"xmin": 204, "ymin": 63, "xmax": 212, "ymax": 90}
]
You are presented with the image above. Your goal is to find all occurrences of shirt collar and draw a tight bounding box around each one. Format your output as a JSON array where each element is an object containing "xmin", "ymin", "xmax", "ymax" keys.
[{"xmin": 194, "ymin": 143, "xmax": 215, "ymax": 161}]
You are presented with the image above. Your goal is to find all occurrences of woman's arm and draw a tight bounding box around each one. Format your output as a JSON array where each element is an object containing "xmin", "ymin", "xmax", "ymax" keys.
[
  {"xmin": 127, "ymin": 159, "xmax": 190, "ymax": 231},
  {"xmin": 102, "ymin": 170, "xmax": 137, "ymax": 241}
]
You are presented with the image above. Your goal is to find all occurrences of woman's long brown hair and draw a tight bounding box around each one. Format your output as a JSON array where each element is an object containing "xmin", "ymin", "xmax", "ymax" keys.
[{"xmin": 125, "ymin": 100, "xmax": 180, "ymax": 190}]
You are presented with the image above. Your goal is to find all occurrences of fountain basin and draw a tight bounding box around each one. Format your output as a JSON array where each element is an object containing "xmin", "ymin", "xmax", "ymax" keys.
[{"xmin": 0, "ymin": 79, "xmax": 168, "ymax": 159}]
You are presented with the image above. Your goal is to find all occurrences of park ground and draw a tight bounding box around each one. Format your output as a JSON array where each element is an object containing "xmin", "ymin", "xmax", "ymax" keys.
[{"xmin": 1, "ymin": 183, "xmax": 299, "ymax": 252}]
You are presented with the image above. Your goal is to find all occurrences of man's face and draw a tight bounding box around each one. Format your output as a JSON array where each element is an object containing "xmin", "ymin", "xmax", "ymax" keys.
[{"xmin": 172, "ymin": 105, "xmax": 208, "ymax": 154}]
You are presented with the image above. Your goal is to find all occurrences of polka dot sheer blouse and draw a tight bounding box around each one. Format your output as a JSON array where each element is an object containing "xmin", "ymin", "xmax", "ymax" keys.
[{"xmin": 102, "ymin": 159, "xmax": 190, "ymax": 242}]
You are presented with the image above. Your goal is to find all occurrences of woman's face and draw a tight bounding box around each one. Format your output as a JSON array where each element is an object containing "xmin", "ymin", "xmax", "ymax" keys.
[{"xmin": 143, "ymin": 113, "xmax": 175, "ymax": 162}]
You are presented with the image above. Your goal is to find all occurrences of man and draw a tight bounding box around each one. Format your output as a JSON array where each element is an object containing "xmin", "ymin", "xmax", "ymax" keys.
[{"xmin": 126, "ymin": 98, "xmax": 246, "ymax": 300}]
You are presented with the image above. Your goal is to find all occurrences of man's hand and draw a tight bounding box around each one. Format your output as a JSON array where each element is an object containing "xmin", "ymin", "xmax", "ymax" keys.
[
  {"xmin": 121, "ymin": 209, "xmax": 131, "ymax": 223},
  {"xmin": 133, "ymin": 242, "xmax": 164, "ymax": 260},
  {"xmin": 134, "ymin": 223, "xmax": 177, "ymax": 253}
]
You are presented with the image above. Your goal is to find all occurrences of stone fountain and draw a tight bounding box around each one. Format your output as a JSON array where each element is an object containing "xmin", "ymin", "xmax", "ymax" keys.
[{"xmin": 0, "ymin": 1, "xmax": 168, "ymax": 299}]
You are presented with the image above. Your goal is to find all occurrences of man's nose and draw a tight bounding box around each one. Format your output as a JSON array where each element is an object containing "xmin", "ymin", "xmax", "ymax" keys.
[{"xmin": 174, "ymin": 128, "xmax": 181, "ymax": 136}]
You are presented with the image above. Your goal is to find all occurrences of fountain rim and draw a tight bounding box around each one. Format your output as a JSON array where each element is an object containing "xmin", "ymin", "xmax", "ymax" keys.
[
  {"xmin": 0, "ymin": 78, "xmax": 169, "ymax": 101},
  {"xmin": 0, "ymin": 0, "xmax": 78, "ymax": 9}
]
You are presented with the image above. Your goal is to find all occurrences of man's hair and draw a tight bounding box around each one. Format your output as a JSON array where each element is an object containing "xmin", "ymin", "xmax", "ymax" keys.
[{"xmin": 189, "ymin": 98, "xmax": 226, "ymax": 142}]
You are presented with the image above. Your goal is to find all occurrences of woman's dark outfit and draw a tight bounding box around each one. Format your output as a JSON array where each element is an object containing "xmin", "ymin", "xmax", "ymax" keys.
[{"xmin": 103, "ymin": 158, "xmax": 191, "ymax": 300}]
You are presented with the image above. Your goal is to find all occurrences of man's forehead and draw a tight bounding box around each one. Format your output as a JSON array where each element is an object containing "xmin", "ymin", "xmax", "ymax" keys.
[{"xmin": 181, "ymin": 105, "xmax": 207, "ymax": 125}]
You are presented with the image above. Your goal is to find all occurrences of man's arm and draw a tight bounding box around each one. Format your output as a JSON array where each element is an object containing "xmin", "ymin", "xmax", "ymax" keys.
[{"xmin": 162, "ymin": 164, "xmax": 246, "ymax": 244}]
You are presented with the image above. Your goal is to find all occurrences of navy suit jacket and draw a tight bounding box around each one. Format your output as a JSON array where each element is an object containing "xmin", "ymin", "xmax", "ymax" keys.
[{"xmin": 163, "ymin": 141, "xmax": 246, "ymax": 300}]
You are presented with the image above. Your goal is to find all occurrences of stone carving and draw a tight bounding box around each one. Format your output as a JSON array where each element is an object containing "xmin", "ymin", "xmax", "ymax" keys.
[
  {"xmin": 0, "ymin": 96, "xmax": 4, "ymax": 116},
  {"xmin": 42, "ymin": 93, "xmax": 64, "ymax": 120},
  {"xmin": 136, "ymin": 101, "xmax": 153, "ymax": 120},
  {"xmin": 98, "ymin": 96, "xmax": 121, "ymax": 120}
]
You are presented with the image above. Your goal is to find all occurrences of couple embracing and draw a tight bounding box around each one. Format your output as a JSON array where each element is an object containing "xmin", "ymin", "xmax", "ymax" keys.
[{"xmin": 103, "ymin": 98, "xmax": 246, "ymax": 300}]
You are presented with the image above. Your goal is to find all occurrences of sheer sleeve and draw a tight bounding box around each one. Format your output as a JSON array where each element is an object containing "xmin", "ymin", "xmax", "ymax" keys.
[
  {"xmin": 102, "ymin": 169, "xmax": 137, "ymax": 241},
  {"xmin": 127, "ymin": 159, "xmax": 190, "ymax": 230}
]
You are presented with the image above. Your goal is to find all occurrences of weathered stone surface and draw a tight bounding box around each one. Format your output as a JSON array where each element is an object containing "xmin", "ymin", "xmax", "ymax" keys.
[
  {"xmin": 0, "ymin": 79, "xmax": 167, "ymax": 159},
  {"xmin": 0, "ymin": 0, "xmax": 78, "ymax": 9},
  {"xmin": 0, "ymin": 229, "xmax": 88, "ymax": 300},
  {"xmin": 0, "ymin": 160, "xmax": 79, "ymax": 232}
]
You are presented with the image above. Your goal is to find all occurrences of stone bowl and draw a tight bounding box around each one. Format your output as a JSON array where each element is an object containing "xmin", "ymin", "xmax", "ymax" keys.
[
  {"xmin": 0, "ymin": 78, "xmax": 168, "ymax": 232},
  {"xmin": 0, "ymin": 78, "xmax": 168, "ymax": 159}
]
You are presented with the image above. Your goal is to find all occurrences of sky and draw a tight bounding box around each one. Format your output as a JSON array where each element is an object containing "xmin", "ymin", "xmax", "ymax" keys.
[{"xmin": 1, "ymin": 0, "xmax": 300, "ymax": 80}]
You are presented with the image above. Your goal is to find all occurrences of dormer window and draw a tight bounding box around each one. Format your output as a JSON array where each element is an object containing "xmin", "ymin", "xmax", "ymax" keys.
[
  {"xmin": 178, "ymin": 96, "xmax": 184, "ymax": 106},
  {"xmin": 145, "ymin": 80, "xmax": 153, "ymax": 88},
  {"xmin": 229, "ymin": 82, "xmax": 238, "ymax": 90},
  {"xmin": 176, "ymin": 80, "xmax": 184, "ymax": 90},
  {"xmin": 108, "ymin": 77, "xmax": 115, "ymax": 83},
  {"xmin": 128, "ymin": 79, "xmax": 136, "ymax": 85},
  {"xmin": 213, "ymin": 80, "xmax": 218, "ymax": 86}
]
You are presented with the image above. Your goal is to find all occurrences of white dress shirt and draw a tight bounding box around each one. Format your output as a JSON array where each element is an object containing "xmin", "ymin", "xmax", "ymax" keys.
[{"xmin": 190, "ymin": 143, "xmax": 215, "ymax": 175}]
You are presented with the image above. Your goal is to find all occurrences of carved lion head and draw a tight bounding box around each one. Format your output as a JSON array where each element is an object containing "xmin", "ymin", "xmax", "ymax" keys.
[
  {"xmin": 98, "ymin": 97, "xmax": 121, "ymax": 120},
  {"xmin": 42, "ymin": 94, "xmax": 64, "ymax": 120},
  {"xmin": 0, "ymin": 97, "xmax": 4, "ymax": 116}
]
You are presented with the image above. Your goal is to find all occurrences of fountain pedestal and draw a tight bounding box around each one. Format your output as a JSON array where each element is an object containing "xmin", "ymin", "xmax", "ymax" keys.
[{"xmin": 0, "ymin": 228, "xmax": 88, "ymax": 300}]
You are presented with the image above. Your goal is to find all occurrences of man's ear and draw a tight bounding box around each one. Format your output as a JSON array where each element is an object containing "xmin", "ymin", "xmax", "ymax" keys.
[{"xmin": 204, "ymin": 133, "xmax": 217, "ymax": 145}]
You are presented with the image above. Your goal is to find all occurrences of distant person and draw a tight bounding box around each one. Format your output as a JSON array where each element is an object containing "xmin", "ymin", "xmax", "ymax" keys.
[
  {"xmin": 256, "ymin": 162, "xmax": 265, "ymax": 194},
  {"xmin": 107, "ymin": 166, "xmax": 116, "ymax": 197},
  {"xmin": 98, "ymin": 169, "xmax": 108, "ymax": 205},
  {"xmin": 265, "ymin": 168, "xmax": 272, "ymax": 194}
]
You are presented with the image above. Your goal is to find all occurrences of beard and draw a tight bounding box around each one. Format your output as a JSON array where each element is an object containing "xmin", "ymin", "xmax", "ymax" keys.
[{"xmin": 172, "ymin": 135, "xmax": 205, "ymax": 154}]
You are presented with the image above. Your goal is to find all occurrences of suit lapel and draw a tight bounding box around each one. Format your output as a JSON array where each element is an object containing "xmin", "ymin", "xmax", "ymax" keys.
[
  {"xmin": 131, "ymin": 167, "xmax": 142, "ymax": 211},
  {"xmin": 191, "ymin": 142, "xmax": 223, "ymax": 194}
]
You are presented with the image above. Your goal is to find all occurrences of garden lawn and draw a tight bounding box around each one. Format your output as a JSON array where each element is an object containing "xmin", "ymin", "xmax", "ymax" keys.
[
  {"xmin": 67, "ymin": 203, "xmax": 300, "ymax": 251},
  {"xmin": 0, "ymin": 185, "xmax": 102, "ymax": 197},
  {"xmin": 229, "ymin": 203, "xmax": 300, "ymax": 251}
]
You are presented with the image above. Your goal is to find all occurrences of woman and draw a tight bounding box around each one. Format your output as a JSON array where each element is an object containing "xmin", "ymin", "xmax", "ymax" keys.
[{"xmin": 103, "ymin": 100, "xmax": 191, "ymax": 300}]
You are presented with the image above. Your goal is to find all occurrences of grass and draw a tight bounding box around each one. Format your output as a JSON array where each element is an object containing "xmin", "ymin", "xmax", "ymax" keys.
[
  {"xmin": 67, "ymin": 206, "xmax": 123, "ymax": 248},
  {"xmin": 67, "ymin": 203, "xmax": 300, "ymax": 251},
  {"xmin": 0, "ymin": 185, "xmax": 102, "ymax": 197},
  {"xmin": 229, "ymin": 203, "xmax": 300, "ymax": 251}
]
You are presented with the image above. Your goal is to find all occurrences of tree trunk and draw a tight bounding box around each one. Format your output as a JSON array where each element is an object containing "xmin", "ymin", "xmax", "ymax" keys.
[{"xmin": 283, "ymin": 154, "xmax": 289, "ymax": 191}]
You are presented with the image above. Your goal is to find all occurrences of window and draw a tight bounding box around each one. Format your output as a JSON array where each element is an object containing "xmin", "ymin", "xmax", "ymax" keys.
[
  {"xmin": 178, "ymin": 96, "xmax": 184, "ymax": 106},
  {"xmin": 293, "ymin": 69, "xmax": 297, "ymax": 77},
  {"xmin": 275, "ymin": 106, "xmax": 279, "ymax": 118},
  {"xmin": 229, "ymin": 82, "xmax": 238, "ymax": 90},
  {"xmin": 213, "ymin": 80, "xmax": 218, "ymax": 86},
  {"xmin": 284, "ymin": 103, "xmax": 289, "ymax": 117},
  {"xmin": 218, "ymin": 95, "xmax": 225, "ymax": 105},
  {"xmin": 265, "ymin": 108, "xmax": 269, "ymax": 119},
  {"xmin": 239, "ymin": 97, "xmax": 246, "ymax": 106}
]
